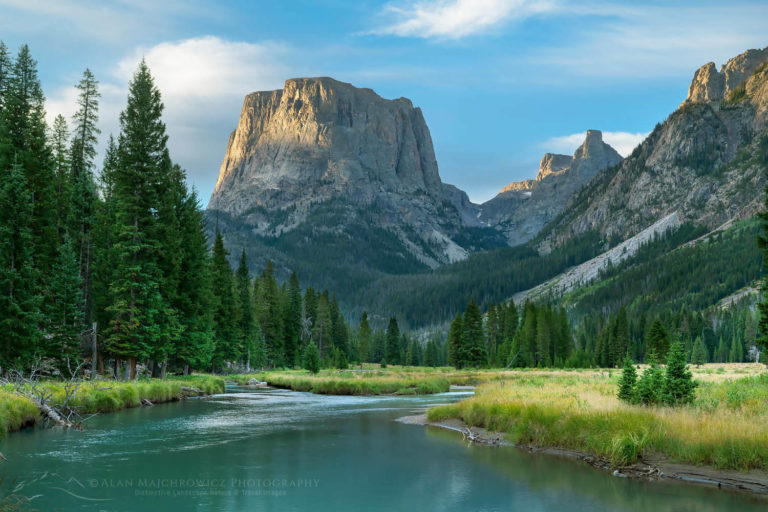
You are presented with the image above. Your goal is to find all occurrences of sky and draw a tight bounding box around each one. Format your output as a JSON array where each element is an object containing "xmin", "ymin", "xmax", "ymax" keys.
[{"xmin": 1, "ymin": 0, "xmax": 767, "ymax": 204}]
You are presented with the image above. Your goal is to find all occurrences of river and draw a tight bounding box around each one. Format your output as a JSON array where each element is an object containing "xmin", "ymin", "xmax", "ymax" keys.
[{"xmin": 0, "ymin": 385, "xmax": 765, "ymax": 511}]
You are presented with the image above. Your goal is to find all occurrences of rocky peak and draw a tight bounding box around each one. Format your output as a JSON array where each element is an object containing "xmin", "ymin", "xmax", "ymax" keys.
[
  {"xmin": 536, "ymin": 153, "xmax": 572, "ymax": 181},
  {"xmin": 479, "ymin": 130, "xmax": 622, "ymax": 246},
  {"xmin": 681, "ymin": 46, "xmax": 768, "ymax": 106}
]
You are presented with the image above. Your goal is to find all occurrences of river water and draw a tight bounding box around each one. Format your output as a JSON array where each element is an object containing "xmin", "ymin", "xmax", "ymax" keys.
[{"xmin": 0, "ymin": 385, "xmax": 765, "ymax": 511}]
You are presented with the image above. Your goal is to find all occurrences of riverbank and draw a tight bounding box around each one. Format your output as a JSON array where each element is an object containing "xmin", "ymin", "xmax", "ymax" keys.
[
  {"xmin": 419, "ymin": 364, "xmax": 768, "ymax": 495},
  {"xmin": 401, "ymin": 411, "xmax": 768, "ymax": 495},
  {"xmin": 0, "ymin": 374, "xmax": 225, "ymax": 439},
  {"xmin": 232, "ymin": 368, "xmax": 451, "ymax": 395}
]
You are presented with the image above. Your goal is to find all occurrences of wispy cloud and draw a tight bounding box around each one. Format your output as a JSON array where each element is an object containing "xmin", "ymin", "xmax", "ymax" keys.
[
  {"xmin": 543, "ymin": 131, "xmax": 648, "ymax": 157},
  {"xmin": 367, "ymin": 0, "xmax": 557, "ymax": 39}
]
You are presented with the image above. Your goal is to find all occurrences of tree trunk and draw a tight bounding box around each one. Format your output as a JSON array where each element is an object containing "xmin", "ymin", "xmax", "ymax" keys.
[
  {"xmin": 128, "ymin": 357, "xmax": 136, "ymax": 380},
  {"xmin": 115, "ymin": 358, "xmax": 121, "ymax": 380},
  {"xmin": 246, "ymin": 348, "xmax": 251, "ymax": 373},
  {"xmin": 159, "ymin": 362, "xmax": 167, "ymax": 379},
  {"xmin": 90, "ymin": 322, "xmax": 97, "ymax": 379},
  {"xmin": 183, "ymin": 364, "xmax": 189, "ymax": 376}
]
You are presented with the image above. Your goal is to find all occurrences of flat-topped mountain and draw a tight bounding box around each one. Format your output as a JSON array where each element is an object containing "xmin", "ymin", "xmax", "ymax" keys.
[{"xmin": 207, "ymin": 77, "xmax": 504, "ymax": 291}]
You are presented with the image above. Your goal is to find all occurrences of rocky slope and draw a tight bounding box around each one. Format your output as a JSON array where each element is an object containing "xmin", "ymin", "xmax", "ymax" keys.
[
  {"xmin": 536, "ymin": 46, "xmax": 768, "ymax": 253},
  {"xmin": 478, "ymin": 130, "xmax": 622, "ymax": 245},
  {"xmin": 207, "ymin": 77, "xmax": 503, "ymax": 289}
]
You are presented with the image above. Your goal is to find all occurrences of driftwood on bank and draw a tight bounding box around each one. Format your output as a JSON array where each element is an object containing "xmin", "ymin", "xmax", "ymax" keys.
[{"xmin": 1, "ymin": 358, "xmax": 86, "ymax": 430}]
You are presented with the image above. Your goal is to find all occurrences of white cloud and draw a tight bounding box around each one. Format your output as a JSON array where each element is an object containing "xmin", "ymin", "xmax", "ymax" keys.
[
  {"xmin": 369, "ymin": 0, "xmax": 556, "ymax": 39},
  {"xmin": 543, "ymin": 131, "xmax": 648, "ymax": 157},
  {"xmin": 46, "ymin": 36, "xmax": 292, "ymax": 205}
]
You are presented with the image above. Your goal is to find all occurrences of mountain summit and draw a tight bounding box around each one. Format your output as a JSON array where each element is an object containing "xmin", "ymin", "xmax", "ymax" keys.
[
  {"xmin": 477, "ymin": 130, "xmax": 622, "ymax": 245},
  {"xmin": 207, "ymin": 77, "xmax": 503, "ymax": 290}
]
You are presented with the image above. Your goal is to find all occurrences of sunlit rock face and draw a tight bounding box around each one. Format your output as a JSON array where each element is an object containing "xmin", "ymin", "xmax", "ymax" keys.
[
  {"xmin": 681, "ymin": 47, "xmax": 768, "ymax": 106},
  {"xmin": 207, "ymin": 77, "xmax": 487, "ymax": 274},
  {"xmin": 479, "ymin": 130, "xmax": 622, "ymax": 246}
]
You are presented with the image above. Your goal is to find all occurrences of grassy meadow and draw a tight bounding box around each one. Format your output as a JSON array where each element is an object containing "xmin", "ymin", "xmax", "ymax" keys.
[{"xmin": 427, "ymin": 363, "xmax": 768, "ymax": 471}]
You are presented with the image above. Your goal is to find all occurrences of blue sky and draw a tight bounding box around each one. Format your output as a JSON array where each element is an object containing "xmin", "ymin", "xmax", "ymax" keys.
[{"xmin": 1, "ymin": 0, "xmax": 767, "ymax": 204}]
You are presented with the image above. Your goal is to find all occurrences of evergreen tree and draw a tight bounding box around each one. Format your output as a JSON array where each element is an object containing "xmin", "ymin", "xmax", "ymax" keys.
[
  {"xmin": 283, "ymin": 272, "xmax": 302, "ymax": 367},
  {"xmin": 728, "ymin": 333, "xmax": 744, "ymax": 363},
  {"xmin": 386, "ymin": 317, "xmax": 401, "ymax": 365},
  {"xmin": 330, "ymin": 293, "xmax": 348, "ymax": 357},
  {"xmin": 303, "ymin": 339, "xmax": 320, "ymax": 374},
  {"xmin": 0, "ymin": 162, "xmax": 42, "ymax": 368},
  {"xmin": 259, "ymin": 261, "xmax": 283, "ymax": 366},
  {"xmin": 645, "ymin": 318, "xmax": 670, "ymax": 361},
  {"xmin": 311, "ymin": 291, "xmax": 332, "ymax": 360},
  {"xmin": 424, "ymin": 339, "xmax": 439, "ymax": 367},
  {"xmin": 611, "ymin": 307, "xmax": 630, "ymax": 367},
  {"xmin": 105, "ymin": 60, "xmax": 168, "ymax": 379},
  {"xmin": 50, "ymin": 114, "xmax": 71, "ymax": 237},
  {"xmin": 635, "ymin": 351, "xmax": 664, "ymax": 405},
  {"xmin": 3, "ymin": 45, "xmax": 58, "ymax": 275},
  {"xmin": 663, "ymin": 341, "xmax": 697, "ymax": 405},
  {"xmin": 0, "ymin": 41, "xmax": 10, "ymax": 111},
  {"xmin": 358, "ymin": 312, "xmax": 371, "ymax": 364},
  {"xmin": 463, "ymin": 298, "xmax": 486, "ymax": 367},
  {"xmin": 45, "ymin": 236, "xmax": 85, "ymax": 364},
  {"xmin": 447, "ymin": 313, "xmax": 463, "ymax": 368},
  {"xmin": 68, "ymin": 69, "xmax": 100, "ymax": 322},
  {"xmin": 690, "ymin": 336, "xmax": 708, "ymax": 367},
  {"xmin": 173, "ymin": 188, "xmax": 214, "ymax": 373},
  {"xmin": 210, "ymin": 232, "xmax": 239, "ymax": 369},
  {"xmin": 535, "ymin": 305, "xmax": 552, "ymax": 367},
  {"xmin": 617, "ymin": 356, "xmax": 637, "ymax": 403},
  {"xmin": 235, "ymin": 250, "xmax": 255, "ymax": 369},
  {"xmin": 251, "ymin": 326, "xmax": 267, "ymax": 370}
]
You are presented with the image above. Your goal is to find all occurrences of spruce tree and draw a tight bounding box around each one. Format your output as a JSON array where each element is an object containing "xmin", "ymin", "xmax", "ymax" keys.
[
  {"xmin": 50, "ymin": 114, "xmax": 71, "ymax": 237},
  {"xmin": 4, "ymin": 45, "xmax": 58, "ymax": 274},
  {"xmin": 0, "ymin": 162, "xmax": 42, "ymax": 368},
  {"xmin": 283, "ymin": 272, "xmax": 302, "ymax": 366},
  {"xmin": 617, "ymin": 356, "xmax": 637, "ymax": 403},
  {"xmin": 635, "ymin": 351, "xmax": 664, "ymax": 405},
  {"xmin": 311, "ymin": 291, "xmax": 332, "ymax": 360},
  {"xmin": 303, "ymin": 339, "xmax": 320, "ymax": 374},
  {"xmin": 260, "ymin": 261, "xmax": 283, "ymax": 366},
  {"xmin": 45, "ymin": 236, "xmax": 85, "ymax": 365},
  {"xmin": 662, "ymin": 341, "xmax": 697, "ymax": 405},
  {"xmin": 210, "ymin": 231, "xmax": 239, "ymax": 369},
  {"xmin": 358, "ymin": 312, "xmax": 371, "ymax": 364},
  {"xmin": 235, "ymin": 250, "xmax": 255, "ymax": 369},
  {"xmin": 69, "ymin": 69, "xmax": 100, "ymax": 323},
  {"xmin": 645, "ymin": 318, "xmax": 670, "ymax": 360},
  {"xmin": 385, "ymin": 317, "xmax": 401, "ymax": 365},
  {"xmin": 330, "ymin": 293, "xmax": 348, "ymax": 357},
  {"xmin": 447, "ymin": 313, "xmax": 463, "ymax": 368},
  {"xmin": 105, "ymin": 60, "xmax": 168, "ymax": 379},
  {"xmin": 690, "ymin": 337, "xmax": 708, "ymax": 367},
  {"xmin": 463, "ymin": 298, "xmax": 487, "ymax": 367},
  {"xmin": 173, "ymin": 188, "xmax": 214, "ymax": 373}
]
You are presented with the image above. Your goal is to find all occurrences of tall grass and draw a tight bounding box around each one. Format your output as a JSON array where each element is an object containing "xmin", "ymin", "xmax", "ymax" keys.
[
  {"xmin": 232, "ymin": 369, "xmax": 450, "ymax": 395},
  {"xmin": 427, "ymin": 369, "xmax": 768, "ymax": 471},
  {"xmin": 0, "ymin": 374, "xmax": 225, "ymax": 438}
]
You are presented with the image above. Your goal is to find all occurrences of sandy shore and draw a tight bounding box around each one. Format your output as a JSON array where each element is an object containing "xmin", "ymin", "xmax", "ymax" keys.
[{"xmin": 397, "ymin": 412, "xmax": 768, "ymax": 496}]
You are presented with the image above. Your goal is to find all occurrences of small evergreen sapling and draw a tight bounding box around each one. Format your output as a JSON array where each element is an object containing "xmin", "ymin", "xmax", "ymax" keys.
[
  {"xmin": 663, "ymin": 341, "xmax": 697, "ymax": 405},
  {"xmin": 303, "ymin": 340, "xmax": 320, "ymax": 374},
  {"xmin": 635, "ymin": 351, "xmax": 664, "ymax": 405},
  {"xmin": 617, "ymin": 357, "xmax": 637, "ymax": 403}
]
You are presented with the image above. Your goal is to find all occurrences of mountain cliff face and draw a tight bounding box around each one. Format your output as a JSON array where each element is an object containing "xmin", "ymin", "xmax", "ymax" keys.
[
  {"xmin": 478, "ymin": 130, "xmax": 622, "ymax": 245},
  {"xmin": 208, "ymin": 77, "xmax": 503, "ymax": 289},
  {"xmin": 536, "ymin": 46, "xmax": 768, "ymax": 253}
]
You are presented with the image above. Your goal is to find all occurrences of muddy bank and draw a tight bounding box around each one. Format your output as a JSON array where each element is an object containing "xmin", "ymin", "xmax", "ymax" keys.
[{"xmin": 398, "ymin": 412, "xmax": 768, "ymax": 496}]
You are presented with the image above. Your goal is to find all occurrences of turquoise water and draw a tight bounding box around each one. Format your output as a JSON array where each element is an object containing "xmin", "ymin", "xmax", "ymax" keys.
[{"xmin": 1, "ymin": 386, "xmax": 765, "ymax": 511}]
